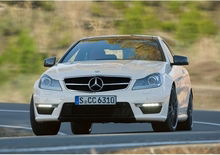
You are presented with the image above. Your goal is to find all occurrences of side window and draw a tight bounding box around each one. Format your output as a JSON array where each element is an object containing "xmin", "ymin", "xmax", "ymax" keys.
[{"xmin": 161, "ymin": 41, "xmax": 174, "ymax": 63}]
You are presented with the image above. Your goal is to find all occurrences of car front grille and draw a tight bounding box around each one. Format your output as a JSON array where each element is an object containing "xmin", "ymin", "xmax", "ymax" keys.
[{"xmin": 64, "ymin": 76, "xmax": 131, "ymax": 92}]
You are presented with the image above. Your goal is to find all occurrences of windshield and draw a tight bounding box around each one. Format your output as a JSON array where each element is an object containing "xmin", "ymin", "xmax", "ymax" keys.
[{"xmin": 61, "ymin": 38, "xmax": 164, "ymax": 63}]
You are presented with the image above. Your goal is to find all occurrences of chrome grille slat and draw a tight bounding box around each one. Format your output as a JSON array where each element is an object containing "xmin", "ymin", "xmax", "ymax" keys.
[
  {"xmin": 66, "ymin": 83, "xmax": 129, "ymax": 86},
  {"xmin": 103, "ymin": 83, "xmax": 129, "ymax": 85},
  {"xmin": 66, "ymin": 83, "xmax": 88, "ymax": 86}
]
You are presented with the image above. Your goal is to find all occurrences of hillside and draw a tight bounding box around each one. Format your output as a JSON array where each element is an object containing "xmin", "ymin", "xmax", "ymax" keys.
[{"xmin": 0, "ymin": 1, "xmax": 220, "ymax": 110}]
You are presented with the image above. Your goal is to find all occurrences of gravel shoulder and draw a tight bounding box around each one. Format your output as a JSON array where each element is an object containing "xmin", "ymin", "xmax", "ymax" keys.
[
  {"xmin": 0, "ymin": 127, "xmax": 33, "ymax": 137},
  {"xmin": 112, "ymin": 143, "xmax": 220, "ymax": 154}
]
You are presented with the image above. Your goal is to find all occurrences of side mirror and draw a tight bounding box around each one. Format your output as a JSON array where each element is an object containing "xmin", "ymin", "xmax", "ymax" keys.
[
  {"xmin": 44, "ymin": 57, "xmax": 56, "ymax": 67},
  {"xmin": 172, "ymin": 55, "xmax": 189, "ymax": 66}
]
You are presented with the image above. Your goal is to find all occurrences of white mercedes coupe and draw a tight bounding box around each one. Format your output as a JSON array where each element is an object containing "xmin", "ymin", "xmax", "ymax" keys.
[{"xmin": 30, "ymin": 35, "xmax": 193, "ymax": 135}]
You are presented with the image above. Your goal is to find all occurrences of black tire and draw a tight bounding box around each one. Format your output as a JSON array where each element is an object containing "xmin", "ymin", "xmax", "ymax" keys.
[
  {"xmin": 177, "ymin": 90, "xmax": 193, "ymax": 131},
  {"xmin": 151, "ymin": 85, "xmax": 178, "ymax": 132},
  {"xmin": 71, "ymin": 122, "xmax": 92, "ymax": 134},
  {"xmin": 30, "ymin": 96, "xmax": 61, "ymax": 136}
]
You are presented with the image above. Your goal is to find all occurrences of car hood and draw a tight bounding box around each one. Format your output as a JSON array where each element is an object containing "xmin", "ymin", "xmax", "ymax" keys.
[{"xmin": 45, "ymin": 60, "xmax": 167, "ymax": 80}]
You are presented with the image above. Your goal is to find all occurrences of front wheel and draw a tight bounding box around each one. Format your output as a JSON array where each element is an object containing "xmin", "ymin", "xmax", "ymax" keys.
[
  {"xmin": 30, "ymin": 96, "xmax": 61, "ymax": 136},
  {"xmin": 71, "ymin": 122, "xmax": 92, "ymax": 134},
  {"xmin": 151, "ymin": 85, "xmax": 178, "ymax": 132},
  {"xmin": 177, "ymin": 91, "xmax": 193, "ymax": 131}
]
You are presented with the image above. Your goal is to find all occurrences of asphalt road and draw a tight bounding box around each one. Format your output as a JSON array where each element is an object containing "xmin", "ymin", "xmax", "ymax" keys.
[{"xmin": 0, "ymin": 103, "xmax": 220, "ymax": 153}]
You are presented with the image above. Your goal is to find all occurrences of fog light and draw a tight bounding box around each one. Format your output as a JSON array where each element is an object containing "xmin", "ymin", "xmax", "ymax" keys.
[
  {"xmin": 36, "ymin": 104, "xmax": 58, "ymax": 115},
  {"xmin": 135, "ymin": 103, "xmax": 162, "ymax": 114},
  {"xmin": 142, "ymin": 103, "xmax": 161, "ymax": 107},
  {"xmin": 37, "ymin": 104, "xmax": 53, "ymax": 108}
]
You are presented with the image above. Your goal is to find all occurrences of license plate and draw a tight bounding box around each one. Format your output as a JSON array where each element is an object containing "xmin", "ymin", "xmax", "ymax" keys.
[{"xmin": 75, "ymin": 96, "xmax": 117, "ymax": 105}]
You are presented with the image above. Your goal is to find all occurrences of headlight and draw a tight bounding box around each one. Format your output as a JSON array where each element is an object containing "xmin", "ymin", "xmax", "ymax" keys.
[
  {"xmin": 132, "ymin": 73, "xmax": 162, "ymax": 90},
  {"xmin": 39, "ymin": 75, "xmax": 62, "ymax": 91}
]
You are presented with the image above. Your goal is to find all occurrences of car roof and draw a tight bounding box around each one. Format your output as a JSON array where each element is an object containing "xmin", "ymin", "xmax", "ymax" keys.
[{"xmin": 79, "ymin": 35, "xmax": 161, "ymax": 41}]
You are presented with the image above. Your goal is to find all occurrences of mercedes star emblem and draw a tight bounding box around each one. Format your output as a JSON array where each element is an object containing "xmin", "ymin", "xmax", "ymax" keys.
[{"xmin": 88, "ymin": 77, "xmax": 104, "ymax": 92}]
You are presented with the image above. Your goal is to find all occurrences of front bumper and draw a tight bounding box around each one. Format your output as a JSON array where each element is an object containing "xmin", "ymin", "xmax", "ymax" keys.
[
  {"xmin": 33, "ymin": 83, "xmax": 171, "ymax": 123},
  {"xmin": 59, "ymin": 102, "xmax": 136, "ymax": 123}
]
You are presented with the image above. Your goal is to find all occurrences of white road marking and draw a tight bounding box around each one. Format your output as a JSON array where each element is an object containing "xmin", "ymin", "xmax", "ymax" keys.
[
  {"xmin": 0, "ymin": 109, "xmax": 68, "ymax": 135},
  {"xmin": 0, "ymin": 139, "xmax": 220, "ymax": 153},
  {"xmin": 0, "ymin": 108, "xmax": 220, "ymax": 136},
  {"xmin": 194, "ymin": 121, "xmax": 220, "ymax": 127},
  {"xmin": 1, "ymin": 120, "xmax": 219, "ymax": 139},
  {"xmin": 0, "ymin": 124, "xmax": 32, "ymax": 130},
  {"xmin": 0, "ymin": 124, "xmax": 67, "ymax": 136},
  {"xmin": 0, "ymin": 109, "xmax": 29, "ymax": 113}
]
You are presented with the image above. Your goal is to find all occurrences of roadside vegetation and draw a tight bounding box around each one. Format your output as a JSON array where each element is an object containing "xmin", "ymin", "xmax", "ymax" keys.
[
  {"xmin": 0, "ymin": 1, "xmax": 220, "ymax": 110},
  {"xmin": 111, "ymin": 143, "xmax": 220, "ymax": 154},
  {"xmin": 0, "ymin": 127, "xmax": 34, "ymax": 137}
]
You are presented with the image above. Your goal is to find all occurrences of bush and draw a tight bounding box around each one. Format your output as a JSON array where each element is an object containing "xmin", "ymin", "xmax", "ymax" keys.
[
  {"xmin": 113, "ymin": 1, "xmax": 218, "ymax": 44},
  {"xmin": 117, "ymin": 2, "xmax": 160, "ymax": 34},
  {"xmin": 0, "ymin": 30, "xmax": 45, "ymax": 76},
  {"xmin": 91, "ymin": 2, "xmax": 105, "ymax": 17},
  {"xmin": 198, "ymin": 19, "xmax": 217, "ymax": 35},
  {"xmin": 175, "ymin": 9, "xmax": 217, "ymax": 43},
  {"xmin": 165, "ymin": 1, "xmax": 184, "ymax": 14},
  {"xmin": 111, "ymin": 1, "xmax": 127, "ymax": 9},
  {"xmin": 31, "ymin": 1, "xmax": 55, "ymax": 11},
  {"xmin": 161, "ymin": 22, "xmax": 176, "ymax": 32},
  {"xmin": 0, "ymin": 10, "xmax": 22, "ymax": 36},
  {"xmin": 3, "ymin": 1, "xmax": 55, "ymax": 11}
]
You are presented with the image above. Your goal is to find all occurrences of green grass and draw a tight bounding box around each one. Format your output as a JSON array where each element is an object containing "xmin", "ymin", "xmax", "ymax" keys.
[
  {"xmin": 0, "ymin": 128, "xmax": 34, "ymax": 137},
  {"xmin": 0, "ymin": 30, "xmax": 46, "ymax": 84},
  {"xmin": 110, "ymin": 1, "xmax": 218, "ymax": 45},
  {"xmin": 0, "ymin": 74, "xmax": 41, "ymax": 103}
]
